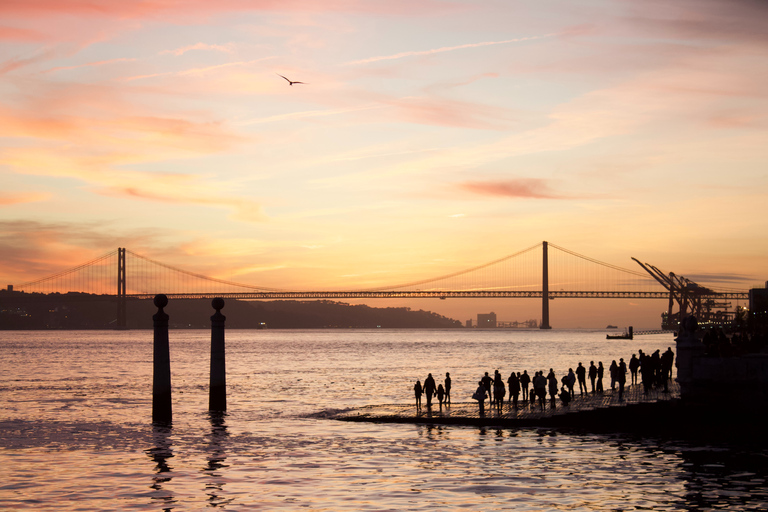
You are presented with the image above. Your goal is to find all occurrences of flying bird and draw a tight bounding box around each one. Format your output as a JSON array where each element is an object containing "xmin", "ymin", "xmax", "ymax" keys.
[{"xmin": 277, "ymin": 73, "xmax": 306, "ymax": 86}]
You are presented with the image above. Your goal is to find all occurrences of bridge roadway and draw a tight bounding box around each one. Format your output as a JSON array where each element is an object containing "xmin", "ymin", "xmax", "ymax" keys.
[{"xmin": 126, "ymin": 290, "xmax": 748, "ymax": 300}]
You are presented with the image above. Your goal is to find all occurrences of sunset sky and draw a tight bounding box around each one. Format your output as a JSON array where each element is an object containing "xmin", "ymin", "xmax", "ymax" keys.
[{"xmin": 1, "ymin": 0, "xmax": 766, "ymax": 328}]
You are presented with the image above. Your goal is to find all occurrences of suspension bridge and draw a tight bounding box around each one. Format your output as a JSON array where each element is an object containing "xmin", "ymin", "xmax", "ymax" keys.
[{"xmin": 5, "ymin": 241, "xmax": 749, "ymax": 329}]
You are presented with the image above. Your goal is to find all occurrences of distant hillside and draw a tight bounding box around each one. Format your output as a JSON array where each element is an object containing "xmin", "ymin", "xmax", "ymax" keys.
[{"xmin": 0, "ymin": 292, "xmax": 462, "ymax": 329}]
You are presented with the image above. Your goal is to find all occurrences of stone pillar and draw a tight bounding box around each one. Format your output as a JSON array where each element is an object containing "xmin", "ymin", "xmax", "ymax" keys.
[
  {"xmin": 209, "ymin": 298, "xmax": 227, "ymax": 412},
  {"xmin": 152, "ymin": 294, "xmax": 172, "ymax": 424}
]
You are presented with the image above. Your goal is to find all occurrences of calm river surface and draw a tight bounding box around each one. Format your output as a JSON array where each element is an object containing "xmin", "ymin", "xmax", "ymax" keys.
[{"xmin": 1, "ymin": 329, "xmax": 767, "ymax": 510}]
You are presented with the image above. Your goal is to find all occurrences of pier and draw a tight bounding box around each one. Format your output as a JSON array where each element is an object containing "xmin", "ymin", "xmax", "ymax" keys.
[{"xmin": 325, "ymin": 381, "xmax": 681, "ymax": 430}]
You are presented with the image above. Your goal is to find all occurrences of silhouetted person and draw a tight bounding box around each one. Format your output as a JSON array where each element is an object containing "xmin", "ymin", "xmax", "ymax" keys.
[
  {"xmin": 473, "ymin": 380, "xmax": 487, "ymax": 416},
  {"xmin": 494, "ymin": 378, "xmax": 505, "ymax": 412},
  {"xmin": 533, "ymin": 371, "xmax": 547, "ymax": 409},
  {"xmin": 436, "ymin": 384, "xmax": 445, "ymax": 408},
  {"xmin": 596, "ymin": 361, "xmax": 604, "ymax": 392},
  {"xmin": 652, "ymin": 350, "xmax": 662, "ymax": 387},
  {"xmin": 629, "ymin": 354, "xmax": 640, "ymax": 386},
  {"xmin": 609, "ymin": 360, "xmax": 618, "ymax": 390},
  {"xmin": 493, "ymin": 370, "xmax": 503, "ymax": 405},
  {"xmin": 414, "ymin": 380, "xmax": 423, "ymax": 408},
  {"xmin": 588, "ymin": 361, "xmax": 598, "ymax": 393},
  {"xmin": 444, "ymin": 372, "xmax": 452, "ymax": 405},
  {"xmin": 547, "ymin": 369, "xmax": 558, "ymax": 403},
  {"xmin": 519, "ymin": 370, "xmax": 531, "ymax": 402},
  {"xmin": 640, "ymin": 350, "xmax": 652, "ymax": 393},
  {"xmin": 559, "ymin": 386, "xmax": 571, "ymax": 406},
  {"xmin": 424, "ymin": 373, "xmax": 437, "ymax": 408},
  {"xmin": 662, "ymin": 347, "xmax": 675, "ymax": 389},
  {"xmin": 576, "ymin": 362, "xmax": 587, "ymax": 395},
  {"xmin": 565, "ymin": 368, "xmax": 576, "ymax": 397},
  {"xmin": 508, "ymin": 372, "xmax": 520, "ymax": 408},
  {"xmin": 617, "ymin": 358, "xmax": 627, "ymax": 401},
  {"xmin": 481, "ymin": 372, "xmax": 493, "ymax": 404}
]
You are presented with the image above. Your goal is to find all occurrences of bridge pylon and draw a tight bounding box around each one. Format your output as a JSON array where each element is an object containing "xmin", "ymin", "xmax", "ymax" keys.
[
  {"xmin": 117, "ymin": 247, "xmax": 126, "ymax": 329},
  {"xmin": 540, "ymin": 241, "xmax": 552, "ymax": 329}
]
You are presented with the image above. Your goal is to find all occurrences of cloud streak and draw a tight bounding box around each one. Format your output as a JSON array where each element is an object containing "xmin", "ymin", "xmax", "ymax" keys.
[
  {"xmin": 161, "ymin": 42, "xmax": 236, "ymax": 56},
  {"xmin": 345, "ymin": 34, "xmax": 555, "ymax": 65},
  {"xmin": 458, "ymin": 179, "xmax": 568, "ymax": 199}
]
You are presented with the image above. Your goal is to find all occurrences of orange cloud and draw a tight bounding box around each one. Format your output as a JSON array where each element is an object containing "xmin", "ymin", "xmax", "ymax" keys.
[{"xmin": 0, "ymin": 192, "xmax": 50, "ymax": 205}]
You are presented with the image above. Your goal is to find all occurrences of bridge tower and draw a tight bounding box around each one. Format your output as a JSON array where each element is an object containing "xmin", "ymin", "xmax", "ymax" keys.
[
  {"xmin": 117, "ymin": 247, "xmax": 126, "ymax": 329},
  {"xmin": 540, "ymin": 241, "xmax": 552, "ymax": 329}
]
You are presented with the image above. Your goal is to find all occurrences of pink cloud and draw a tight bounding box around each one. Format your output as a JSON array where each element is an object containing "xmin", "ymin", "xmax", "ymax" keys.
[
  {"xmin": 459, "ymin": 179, "xmax": 567, "ymax": 199},
  {"xmin": 0, "ymin": 0, "xmax": 454, "ymax": 21},
  {"xmin": 0, "ymin": 25, "xmax": 45, "ymax": 41}
]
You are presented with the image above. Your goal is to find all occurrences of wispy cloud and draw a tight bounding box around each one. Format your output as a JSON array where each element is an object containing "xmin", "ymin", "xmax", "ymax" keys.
[
  {"xmin": 161, "ymin": 42, "xmax": 235, "ymax": 56},
  {"xmin": 120, "ymin": 57, "xmax": 274, "ymax": 81},
  {"xmin": 42, "ymin": 57, "xmax": 137, "ymax": 74},
  {"xmin": 238, "ymin": 104, "xmax": 385, "ymax": 125},
  {"xmin": 345, "ymin": 34, "xmax": 554, "ymax": 65}
]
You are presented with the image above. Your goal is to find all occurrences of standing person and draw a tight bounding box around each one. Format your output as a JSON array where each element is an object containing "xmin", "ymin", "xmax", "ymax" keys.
[
  {"xmin": 596, "ymin": 361, "xmax": 605, "ymax": 392},
  {"xmin": 547, "ymin": 369, "xmax": 558, "ymax": 403},
  {"xmin": 629, "ymin": 354, "xmax": 640, "ymax": 386},
  {"xmin": 444, "ymin": 372, "xmax": 452, "ymax": 405},
  {"xmin": 588, "ymin": 361, "xmax": 598, "ymax": 393},
  {"xmin": 493, "ymin": 370, "xmax": 503, "ymax": 405},
  {"xmin": 662, "ymin": 347, "xmax": 675, "ymax": 386},
  {"xmin": 565, "ymin": 368, "xmax": 576, "ymax": 397},
  {"xmin": 639, "ymin": 350, "xmax": 652, "ymax": 393},
  {"xmin": 533, "ymin": 371, "xmax": 547, "ymax": 409},
  {"xmin": 481, "ymin": 372, "xmax": 493, "ymax": 405},
  {"xmin": 423, "ymin": 373, "xmax": 437, "ymax": 408},
  {"xmin": 519, "ymin": 370, "xmax": 531, "ymax": 402},
  {"xmin": 413, "ymin": 380, "xmax": 423, "ymax": 408},
  {"xmin": 576, "ymin": 362, "xmax": 587, "ymax": 395},
  {"xmin": 617, "ymin": 358, "xmax": 627, "ymax": 401},
  {"xmin": 508, "ymin": 372, "xmax": 520, "ymax": 408},
  {"xmin": 473, "ymin": 381, "xmax": 487, "ymax": 416},
  {"xmin": 494, "ymin": 377, "xmax": 505, "ymax": 412},
  {"xmin": 609, "ymin": 360, "xmax": 618, "ymax": 391},
  {"xmin": 436, "ymin": 384, "xmax": 445, "ymax": 408}
]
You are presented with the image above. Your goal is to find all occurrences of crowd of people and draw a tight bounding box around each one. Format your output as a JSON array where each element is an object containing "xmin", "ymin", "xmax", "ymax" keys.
[{"xmin": 412, "ymin": 347, "xmax": 675, "ymax": 414}]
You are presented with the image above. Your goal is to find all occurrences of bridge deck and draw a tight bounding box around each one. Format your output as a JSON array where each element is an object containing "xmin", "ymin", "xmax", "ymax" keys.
[{"xmin": 324, "ymin": 381, "xmax": 680, "ymax": 429}]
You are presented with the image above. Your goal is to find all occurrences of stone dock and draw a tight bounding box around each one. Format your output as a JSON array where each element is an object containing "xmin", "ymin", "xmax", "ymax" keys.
[{"xmin": 326, "ymin": 382, "xmax": 684, "ymax": 431}]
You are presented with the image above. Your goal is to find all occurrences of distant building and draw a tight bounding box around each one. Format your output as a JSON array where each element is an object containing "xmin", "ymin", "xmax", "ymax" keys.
[
  {"xmin": 477, "ymin": 312, "xmax": 497, "ymax": 328},
  {"xmin": 465, "ymin": 319, "xmax": 473, "ymax": 328}
]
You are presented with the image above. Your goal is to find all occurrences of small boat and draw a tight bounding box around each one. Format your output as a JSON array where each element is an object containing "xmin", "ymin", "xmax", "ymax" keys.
[
  {"xmin": 606, "ymin": 324, "xmax": 618, "ymax": 329},
  {"xmin": 606, "ymin": 326, "xmax": 633, "ymax": 340}
]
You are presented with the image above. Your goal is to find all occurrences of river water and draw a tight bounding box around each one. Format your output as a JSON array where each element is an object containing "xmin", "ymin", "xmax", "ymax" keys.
[{"xmin": 1, "ymin": 329, "xmax": 766, "ymax": 510}]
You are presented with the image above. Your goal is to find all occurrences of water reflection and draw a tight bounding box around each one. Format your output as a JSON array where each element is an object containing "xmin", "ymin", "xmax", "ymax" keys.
[
  {"xmin": 146, "ymin": 423, "xmax": 175, "ymax": 511},
  {"xmin": 203, "ymin": 412, "xmax": 232, "ymax": 508}
]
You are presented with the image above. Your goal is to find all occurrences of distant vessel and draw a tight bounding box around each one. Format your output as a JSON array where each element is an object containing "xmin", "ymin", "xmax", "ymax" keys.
[
  {"xmin": 606, "ymin": 324, "xmax": 618, "ymax": 329},
  {"xmin": 606, "ymin": 326, "xmax": 633, "ymax": 340}
]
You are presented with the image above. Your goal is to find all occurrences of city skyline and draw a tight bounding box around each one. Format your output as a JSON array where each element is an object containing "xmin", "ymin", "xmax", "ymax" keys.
[{"xmin": 1, "ymin": 0, "xmax": 766, "ymax": 327}]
